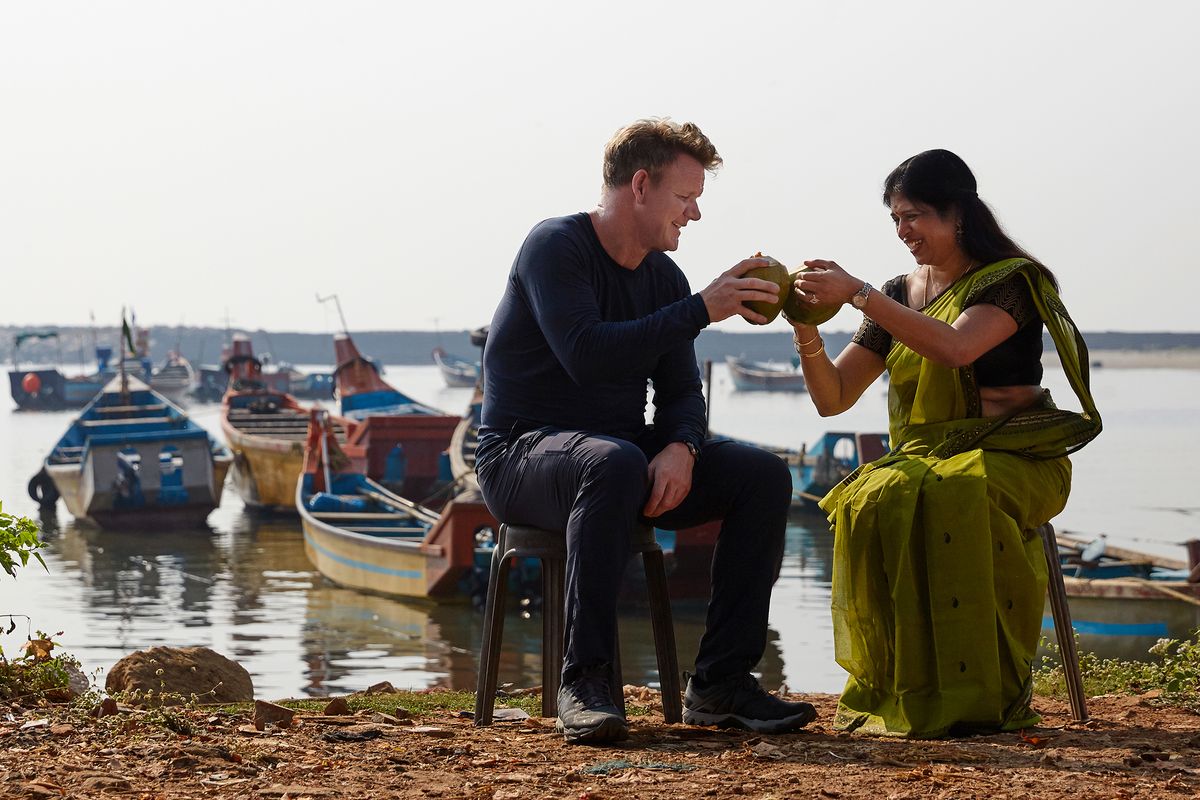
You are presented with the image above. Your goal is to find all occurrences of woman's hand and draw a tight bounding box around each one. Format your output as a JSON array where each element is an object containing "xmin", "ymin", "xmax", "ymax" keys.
[{"xmin": 793, "ymin": 259, "xmax": 863, "ymax": 307}]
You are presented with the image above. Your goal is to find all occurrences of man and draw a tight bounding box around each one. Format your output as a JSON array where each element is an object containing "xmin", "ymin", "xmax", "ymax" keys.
[{"xmin": 476, "ymin": 118, "xmax": 815, "ymax": 744}]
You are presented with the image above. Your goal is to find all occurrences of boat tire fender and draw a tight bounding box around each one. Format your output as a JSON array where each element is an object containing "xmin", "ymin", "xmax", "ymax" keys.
[{"xmin": 28, "ymin": 468, "xmax": 60, "ymax": 508}]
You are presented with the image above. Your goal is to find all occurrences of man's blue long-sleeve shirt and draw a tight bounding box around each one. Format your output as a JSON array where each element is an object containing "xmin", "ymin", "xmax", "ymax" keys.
[{"xmin": 477, "ymin": 213, "xmax": 710, "ymax": 466}]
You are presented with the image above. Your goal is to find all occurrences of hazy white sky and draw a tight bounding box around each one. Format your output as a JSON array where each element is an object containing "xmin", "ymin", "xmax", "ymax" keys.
[{"xmin": 3, "ymin": 2, "xmax": 1197, "ymax": 334}]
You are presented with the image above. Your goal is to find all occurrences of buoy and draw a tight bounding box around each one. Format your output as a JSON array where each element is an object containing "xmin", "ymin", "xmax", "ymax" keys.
[{"xmin": 21, "ymin": 372, "xmax": 41, "ymax": 395}]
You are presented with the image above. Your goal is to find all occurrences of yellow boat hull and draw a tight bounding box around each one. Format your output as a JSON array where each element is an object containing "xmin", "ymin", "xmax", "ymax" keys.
[{"xmin": 225, "ymin": 429, "xmax": 306, "ymax": 511}]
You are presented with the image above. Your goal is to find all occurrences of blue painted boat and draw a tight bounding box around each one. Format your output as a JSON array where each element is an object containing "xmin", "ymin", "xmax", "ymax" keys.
[
  {"xmin": 9, "ymin": 332, "xmax": 151, "ymax": 410},
  {"xmin": 32, "ymin": 374, "xmax": 232, "ymax": 528},
  {"xmin": 790, "ymin": 431, "xmax": 889, "ymax": 509},
  {"xmin": 1044, "ymin": 531, "xmax": 1200, "ymax": 660},
  {"xmin": 714, "ymin": 430, "xmax": 889, "ymax": 511}
]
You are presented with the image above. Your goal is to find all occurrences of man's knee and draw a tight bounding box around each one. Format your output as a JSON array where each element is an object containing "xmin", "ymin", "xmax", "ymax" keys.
[
  {"xmin": 719, "ymin": 443, "xmax": 792, "ymax": 503},
  {"xmin": 582, "ymin": 438, "xmax": 650, "ymax": 497}
]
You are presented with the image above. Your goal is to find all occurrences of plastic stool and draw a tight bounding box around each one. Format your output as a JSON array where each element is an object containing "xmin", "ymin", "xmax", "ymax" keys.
[{"xmin": 474, "ymin": 522, "xmax": 682, "ymax": 725}]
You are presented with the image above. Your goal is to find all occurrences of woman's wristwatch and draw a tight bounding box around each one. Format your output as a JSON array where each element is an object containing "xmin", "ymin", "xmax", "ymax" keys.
[{"xmin": 851, "ymin": 282, "xmax": 874, "ymax": 309}]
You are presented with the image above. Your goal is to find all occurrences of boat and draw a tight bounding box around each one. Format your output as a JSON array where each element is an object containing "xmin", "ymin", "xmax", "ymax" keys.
[
  {"xmin": 1047, "ymin": 532, "xmax": 1200, "ymax": 660},
  {"xmin": 220, "ymin": 334, "xmax": 347, "ymax": 511},
  {"xmin": 29, "ymin": 373, "xmax": 232, "ymax": 527},
  {"xmin": 149, "ymin": 352, "xmax": 196, "ymax": 404},
  {"xmin": 297, "ymin": 409, "xmax": 499, "ymax": 601},
  {"xmin": 193, "ymin": 347, "xmax": 333, "ymax": 403},
  {"xmin": 725, "ymin": 355, "xmax": 806, "ymax": 392},
  {"xmin": 9, "ymin": 332, "xmax": 148, "ymax": 410},
  {"xmin": 789, "ymin": 431, "xmax": 890, "ymax": 510},
  {"xmin": 332, "ymin": 332, "xmax": 461, "ymax": 503},
  {"xmin": 711, "ymin": 430, "xmax": 889, "ymax": 511},
  {"xmin": 432, "ymin": 346, "xmax": 481, "ymax": 388}
]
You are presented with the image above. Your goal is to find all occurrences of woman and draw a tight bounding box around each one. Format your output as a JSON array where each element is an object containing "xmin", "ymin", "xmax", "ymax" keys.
[{"xmin": 789, "ymin": 149, "xmax": 1101, "ymax": 738}]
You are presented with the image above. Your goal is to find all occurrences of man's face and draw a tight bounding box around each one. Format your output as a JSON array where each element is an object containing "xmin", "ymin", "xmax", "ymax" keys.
[{"xmin": 634, "ymin": 154, "xmax": 704, "ymax": 253}]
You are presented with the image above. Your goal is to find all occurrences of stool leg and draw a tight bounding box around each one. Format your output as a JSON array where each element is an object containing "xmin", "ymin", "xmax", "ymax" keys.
[
  {"xmin": 474, "ymin": 528, "xmax": 513, "ymax": 727},
  {"xmin": 642, "ymin": 547, "xmax": 682, "ymax": 723},
  {"xmin": 1040, "ymin": 523, "xmax": 1089, "ymax": 723},
  {"xmin": 611, "ymin": 626, "xmax": 625, "ymax": 714},
  {"xmin": 542, "ymin": 554, "xmax": 566, "ymax": 719}
]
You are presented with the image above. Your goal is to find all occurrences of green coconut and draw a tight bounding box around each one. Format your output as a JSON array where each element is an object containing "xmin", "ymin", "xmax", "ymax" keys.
[
  {"xmin": 742, "ymin": 255, "xmax": 791, "ymax": 324},
  {"xmin": 781, "ymin": 267, "xmax": 842, "ymax": 326}
]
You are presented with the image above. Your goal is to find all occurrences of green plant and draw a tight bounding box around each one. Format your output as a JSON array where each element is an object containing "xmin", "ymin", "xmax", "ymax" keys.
[
  {"xmin": 0, "ymin": 501, "xmax": 45, "ymax": 578},
  {"xmin": 1034, "ymin": 629, "xmax": 1200, "ymax": 711},
  {"xmin": 0, "ymin": 630, "xmax": 83, "ymax": 703}
]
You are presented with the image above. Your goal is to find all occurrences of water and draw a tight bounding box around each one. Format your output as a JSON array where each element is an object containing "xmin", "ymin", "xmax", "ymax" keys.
[{"xmin": 0, "ymin": 363, "xmax": 1196, "ymax": 699}]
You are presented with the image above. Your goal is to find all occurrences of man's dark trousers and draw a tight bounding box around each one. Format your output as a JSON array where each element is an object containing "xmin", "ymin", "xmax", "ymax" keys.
[{"xmin": 476, "ymin": 429, "xmax": 791, "ymax": 686}]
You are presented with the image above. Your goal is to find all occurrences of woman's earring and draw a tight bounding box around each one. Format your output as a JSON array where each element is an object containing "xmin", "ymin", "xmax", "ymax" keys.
[{"xmin": 955, "ymin": 221, "xmax": 964, "ymax": 243}]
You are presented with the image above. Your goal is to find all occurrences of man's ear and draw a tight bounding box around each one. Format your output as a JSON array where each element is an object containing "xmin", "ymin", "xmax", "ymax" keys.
[{"xmin": 630, "ymin": 169, "xmax": 650, "ymax": 204}]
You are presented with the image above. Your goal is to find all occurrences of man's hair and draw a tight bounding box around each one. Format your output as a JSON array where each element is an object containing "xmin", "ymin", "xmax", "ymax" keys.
[{"xmin": 601, "ymin": 118, "xmax": 722, "ymax": 188}]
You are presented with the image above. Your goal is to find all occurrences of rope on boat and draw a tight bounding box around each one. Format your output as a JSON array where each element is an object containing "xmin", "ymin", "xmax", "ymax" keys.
[{"xmin": 360, "ymin": 477, "xmax": 441, "ymax": 525}]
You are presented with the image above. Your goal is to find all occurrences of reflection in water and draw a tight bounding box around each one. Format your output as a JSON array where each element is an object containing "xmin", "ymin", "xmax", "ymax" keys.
[{"xmin": 14, "ymin": 499, "xmax": 835, "ymax": 698}]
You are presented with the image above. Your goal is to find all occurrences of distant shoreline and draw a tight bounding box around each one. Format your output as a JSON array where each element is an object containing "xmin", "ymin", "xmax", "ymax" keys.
[{"xmin": 1073, "ymin": 349, "xmax": 1200, "ymax": 369}]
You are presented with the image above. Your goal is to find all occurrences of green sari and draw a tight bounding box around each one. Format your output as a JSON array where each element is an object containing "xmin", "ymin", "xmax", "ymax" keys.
[{"xmin": 821, "ymin": 258, "xmax": 1101, "ymax": 738}]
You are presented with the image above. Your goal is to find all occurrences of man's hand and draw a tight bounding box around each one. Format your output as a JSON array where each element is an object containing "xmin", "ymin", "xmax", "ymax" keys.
[
  {"xmin": 700, "ymin": 257, "xmax": 783, "ymax": 324},
  {"xmin": 642, "ymin": 442, "xmax": 694, "ymax": 518}
]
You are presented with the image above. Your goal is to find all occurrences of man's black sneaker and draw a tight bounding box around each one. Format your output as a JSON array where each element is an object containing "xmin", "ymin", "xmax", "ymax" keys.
[
  {"xmin": 554, "ymin": 666, "xmax": 629, "ymax": 744},
  {"xmin": 683, "ymin": 673, "xmax": 817, "ymax": 733}
]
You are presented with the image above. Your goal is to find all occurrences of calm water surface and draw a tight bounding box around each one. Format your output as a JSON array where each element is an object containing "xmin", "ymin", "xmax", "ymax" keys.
[{"xmin": 1, "ymin": 362, "xmax": 1196, "ymax": 699}]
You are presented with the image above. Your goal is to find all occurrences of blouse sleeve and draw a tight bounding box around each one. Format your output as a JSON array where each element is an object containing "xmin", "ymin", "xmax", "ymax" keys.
[{"xmin": 970, "ymin": 273, "xmax": 1037, "ymax": 328}]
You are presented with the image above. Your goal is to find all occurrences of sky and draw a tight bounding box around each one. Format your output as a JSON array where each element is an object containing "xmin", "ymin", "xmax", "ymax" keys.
[{"xmin": 3, "ymin": 2, "xmax": 1198, "ymax": 335}]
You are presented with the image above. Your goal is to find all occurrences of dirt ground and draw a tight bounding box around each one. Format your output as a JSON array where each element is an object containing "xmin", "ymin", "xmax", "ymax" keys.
[{"xmin": 2, "ymin": 688, "xmax": 1198, "ymax": 800}]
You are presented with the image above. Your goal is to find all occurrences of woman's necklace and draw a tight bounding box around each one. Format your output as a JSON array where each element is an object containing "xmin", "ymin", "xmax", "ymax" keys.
[{"xmin": 921, "ymin": 258, "xmax": 976, "ymax": 307}]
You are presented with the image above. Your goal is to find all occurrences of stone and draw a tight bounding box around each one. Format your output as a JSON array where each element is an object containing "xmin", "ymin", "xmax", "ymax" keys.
[
  {"xmin": 252, "ymin": 700, "xmax": 296, "ymax": 730},
  {"xmin": 105, "ymin": 646, "xmax": 253, "ymax": 704},
  {"xmin": 323, "ymin": 697, "xmax": 351, "ymax": 716}
]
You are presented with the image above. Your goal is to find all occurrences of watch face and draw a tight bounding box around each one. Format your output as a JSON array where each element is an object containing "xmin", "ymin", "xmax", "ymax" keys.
[{"xmin": 852, "ymin": 285, "xmax": 870, "ymax": 308}]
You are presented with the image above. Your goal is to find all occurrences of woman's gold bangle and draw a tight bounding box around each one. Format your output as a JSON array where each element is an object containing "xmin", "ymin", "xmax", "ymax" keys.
[
  {"xmin": 793, "ymin": 334, "xmax": 820, "ymax": 349},
  {"xmin": 801, "ymin": 344, "xmax": 826, "ymax": 359}
]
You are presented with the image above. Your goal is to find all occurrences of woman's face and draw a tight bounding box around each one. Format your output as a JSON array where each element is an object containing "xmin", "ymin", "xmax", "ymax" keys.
[{"xmin": 888, "ymin": 194, "xmax": 962, "ymax": 268}]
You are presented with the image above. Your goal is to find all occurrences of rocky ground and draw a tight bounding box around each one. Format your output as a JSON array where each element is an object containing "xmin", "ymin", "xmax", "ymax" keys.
[{"xmin": 1, "ymin": 687, "xmax": 1198, "ymax": 799}]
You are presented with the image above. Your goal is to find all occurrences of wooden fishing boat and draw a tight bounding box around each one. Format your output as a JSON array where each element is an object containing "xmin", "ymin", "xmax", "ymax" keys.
[
  {"xmin": 789, "ymin": 431, "xmax": 889, "ymax": 510},
  {"xmin": 725, "ymin": 355, "xmax": 806, "ymax": 392},
  {"xmin": 220, "ymin": 335, "xmax": 350, "ymax": 511},
  {"xmin": 9, "ymin": 333, "xmax": 149, "ymax": 410},
  {"xmin": 432, "ymin": 346, "xmax": 481, "ymax": 388},
  {"xmin": 32, "ymin": 374, "xmax": 232, "ymax": 527},
  {"xmin": 333, "ymin": 333, "xmax": 460, "ymax": 503},
  {"xmin": 193, "ymin": 340, "xmax": 331, "ymax": 403},
  {"xmin": 297, "ymin": 409, "xmax": 497, "ymax": 601},
  {"xmin": 149, "ymin": 352, "xmax": 196, "ymax": 404},
  {"xmin": 1048, "ymin": 532, "xmax": 1200, "ymax": 660},
  {"xmin": 711, "ymin": 429, "xmax": 889, "ymax": 511}
]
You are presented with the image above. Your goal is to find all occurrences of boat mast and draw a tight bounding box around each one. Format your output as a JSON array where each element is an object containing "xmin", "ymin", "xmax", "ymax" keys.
[
  {"xmin": 316, "ymin": 293, "xmax": 349, "ymax": 335},
  {"xmin": 119, "ymin": 310, "xmax": 130, "ymax": 402}
]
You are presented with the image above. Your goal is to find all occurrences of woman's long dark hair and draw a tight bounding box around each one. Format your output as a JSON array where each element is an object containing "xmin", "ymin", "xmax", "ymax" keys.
[{"xmin": 883, "ymin": 149, "xmax": 1057, "ymax": 288}]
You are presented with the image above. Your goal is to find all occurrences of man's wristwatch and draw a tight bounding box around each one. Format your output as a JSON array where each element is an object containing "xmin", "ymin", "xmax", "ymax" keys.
[
  {"xmin": 682, "ymin": 441, "xmax": 700, "ymax": 462},
  {"xmin": 851, "ymin": 281, "xmax": 874, "ymax": 310}
]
